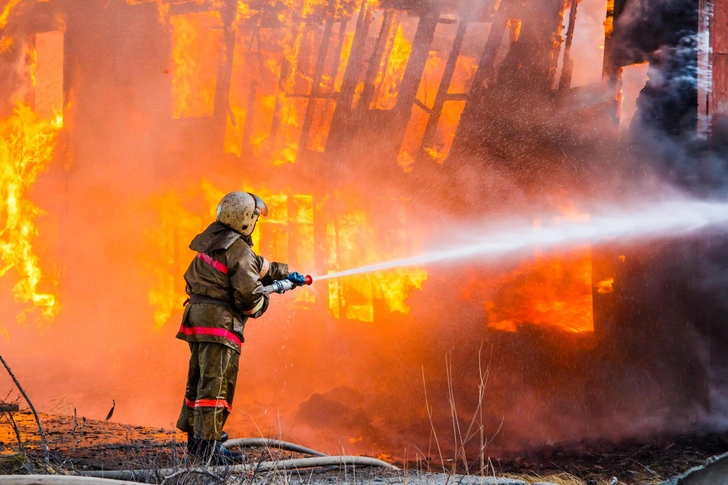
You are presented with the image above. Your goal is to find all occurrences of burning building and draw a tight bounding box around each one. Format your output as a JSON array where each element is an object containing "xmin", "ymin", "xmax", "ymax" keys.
[{"xmin": 0, "ymin": 0, "xmax": 727, "ymax": 459}]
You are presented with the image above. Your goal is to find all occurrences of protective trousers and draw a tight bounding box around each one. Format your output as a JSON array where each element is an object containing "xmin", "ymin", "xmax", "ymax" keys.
[{"xmin": 176, "ymin": 342, "xmax": 239, "ymax": 440}]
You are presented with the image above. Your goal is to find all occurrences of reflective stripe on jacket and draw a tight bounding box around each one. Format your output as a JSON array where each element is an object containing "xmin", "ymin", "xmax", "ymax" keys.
[{"xmin": 176, "ymin": 222, "xmax": 289, "ymax": 352}]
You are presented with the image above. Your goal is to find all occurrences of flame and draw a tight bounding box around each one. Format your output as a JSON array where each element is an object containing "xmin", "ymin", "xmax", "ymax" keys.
[
  {"xmin": 468, "ymin": 203, "xmax": 596, "ymax": 334},
  {"xmin": 170, "ymin": 12, "xmax": 221, "ymax": 119},
  {"xmin": 376, "ymin": 25, "xmax": 411, "ymax": 110},
  {"xmin": 604, "ymin": 0, "xmax": 615, "ymax": 37},
  {"xmin": 146, "ymin": 192, "xmax": 202, "ymax": 329},
  {"xmin": 0, "ymin": 104, "xmax": 62, "ymax": 322},
  {"xmin": 596, "ymin": 278, "xmax": 614, "ymax": 294},
  {"xmin": 148, "ymin": 183, "xmax": 427, "ymax": 325},
  {"xmin": 392, "ymin": 29, "xmax": 478, "ymax": 167},
  {"xmin": 0, "ymin": 0, "xmax": 21, "ymax": 30},
  {"xmin": 483, "ymin": 250, "xmax": 594, "ymax": 333},
  {"xmin": 508, "ymin": 19, "xmax": 522, "ymax": 42}
]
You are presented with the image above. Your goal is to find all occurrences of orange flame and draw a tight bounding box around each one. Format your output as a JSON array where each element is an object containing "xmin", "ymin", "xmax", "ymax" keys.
[
  {"xmin": 0, "ymin": 104, "xmax": 62, "ymax": 322},
  {"xmin": 148, "ymin": 182, "xmax": 427, "ymax": 325},
  {"xmin": 170, "ymin": 12, "xmax": 221, "ymax": 118}
]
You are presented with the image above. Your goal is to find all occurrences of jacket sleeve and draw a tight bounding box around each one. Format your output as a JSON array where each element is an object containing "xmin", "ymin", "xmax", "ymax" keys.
[
  {"xmin": 228, "ymin": 245, "xmax": 269, "ymax": 319},
  {"xmin": 256, "ymin": 255, "xmax": 289, "ymax": 286}
]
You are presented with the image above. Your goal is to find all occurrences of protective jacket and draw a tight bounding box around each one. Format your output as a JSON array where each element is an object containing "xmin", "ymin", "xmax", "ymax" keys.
[{"xmin": 176, "ymin": 221, "xmax": 288, "ymax": 352}]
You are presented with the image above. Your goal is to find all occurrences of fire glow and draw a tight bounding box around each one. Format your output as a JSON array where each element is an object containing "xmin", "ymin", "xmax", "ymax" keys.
[{"xmin": 4, "ymin": 0, "xmax": 713, "ymax": 458}]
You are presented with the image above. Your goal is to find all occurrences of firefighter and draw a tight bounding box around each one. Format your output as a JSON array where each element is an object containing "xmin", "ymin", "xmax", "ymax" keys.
[{"xmin": 175, "ymin": 191, "xmax": 306, "ymax": 464}]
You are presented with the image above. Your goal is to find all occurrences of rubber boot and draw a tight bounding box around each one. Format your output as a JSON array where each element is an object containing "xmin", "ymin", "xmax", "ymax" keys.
[
  {"xmin": 195, "ymin": 440, "xmax": 245, "ymax": 465},
  {"xmin": 186, "ymin": 432, "xmax": 200, "ymax": 455}
]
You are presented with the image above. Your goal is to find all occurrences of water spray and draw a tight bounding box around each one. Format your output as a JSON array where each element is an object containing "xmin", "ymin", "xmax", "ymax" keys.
[{"xmin": 313, "ymin": 198, "xmax": 728, "ymax": 282}]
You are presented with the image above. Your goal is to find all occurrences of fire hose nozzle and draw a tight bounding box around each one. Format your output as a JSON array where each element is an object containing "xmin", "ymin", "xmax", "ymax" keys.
[{"xmin": 262, "ymin": 275, "xmax": 313, "ymax": 295}]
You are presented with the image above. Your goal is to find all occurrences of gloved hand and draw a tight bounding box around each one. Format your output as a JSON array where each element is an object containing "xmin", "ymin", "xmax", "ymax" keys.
[{"xmin": 287, "ymin": 272, "xmax": 307, "ymax": 287}]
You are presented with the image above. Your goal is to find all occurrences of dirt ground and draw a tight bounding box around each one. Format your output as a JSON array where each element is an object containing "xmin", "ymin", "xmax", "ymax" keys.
[{"xmin": 1, "ymin": 411, "xmax": 727, "ymax": 484}]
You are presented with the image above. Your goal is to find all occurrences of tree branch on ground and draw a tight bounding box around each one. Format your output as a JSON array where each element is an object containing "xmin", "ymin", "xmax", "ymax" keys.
[{"xmin": 0, "ymin": 353, "xmax": 50, "ymax": 466}]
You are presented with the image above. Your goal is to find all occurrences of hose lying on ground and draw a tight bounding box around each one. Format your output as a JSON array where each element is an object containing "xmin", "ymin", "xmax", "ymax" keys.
[
  {"xmin": 0, "ymin": 438, "xmax": 398, "ymax": 484},
  {"xmin": 0, "ymin": 476, "xmax": 138, "ymax": 485},
  {"xmin": 222, "ymin": 438, "xmax": 327, "ymax": 457},
  {"xmin": 80, "ymin": 455, "xmax": 399, "ymax": 481}
]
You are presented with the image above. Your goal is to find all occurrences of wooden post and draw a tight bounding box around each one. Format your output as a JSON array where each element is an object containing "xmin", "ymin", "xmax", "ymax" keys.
[
  {"xmin": 379, "ymin": 7, "xmax": 439, "ymax": 162},
  {"xmin": 602, "ymin": 0, "xmax": 629, "ymax": 126},
  {"xmin": 325, "ymin": 0, "xmax": 374, "ymax": 153},
  {"xmin": 393, "ymin": 8, "xmax": 440, "ymax": 116},
  {"xmin": 417, "ymin": 16, "xmax": 469, "ymax": 162},
  {"xmin": 558, "ymin": 0, "xmax": 578, "ymax": 91},
  {"xmin": 448, "ymin": 5, "xmax": 508, "ymax": 156},
  {"xmin": 468, "ymin": 9, "xmax": 509, "ymax": 99},
  {"xmin": 545, "ymin": 0, "xmax": 567, "ymax": 89},
  {"xmin": 270, "ymin": 21, "xmax": 305, "ymax": 142},
  {"xmin": 357, "ymin": 9, "xmax": 401, "ymax": 112},
  {"xmin": 329, "ymin": 18, "xmax": 349, "ymax": 93},
  {"xmin": 298, "ymin": 16, "xmax": 335, "ymax": 157}
]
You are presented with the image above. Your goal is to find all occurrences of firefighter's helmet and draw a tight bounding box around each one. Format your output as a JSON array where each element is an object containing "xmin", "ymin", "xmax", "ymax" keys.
[{"xmin": 216, "ymin": 191, "xmax": 268, "ymax": 236}]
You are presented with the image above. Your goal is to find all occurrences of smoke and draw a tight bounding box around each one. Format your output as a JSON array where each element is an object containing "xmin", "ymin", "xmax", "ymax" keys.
[{"xmin": 611, "ymin": 0, "xmax": 728, "ymax": 433}]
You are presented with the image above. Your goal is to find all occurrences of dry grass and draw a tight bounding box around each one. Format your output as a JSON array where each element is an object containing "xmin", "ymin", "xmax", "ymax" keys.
[{"xmin": 503, "ymin": 471, "xmax": 664, "ymax": 485}]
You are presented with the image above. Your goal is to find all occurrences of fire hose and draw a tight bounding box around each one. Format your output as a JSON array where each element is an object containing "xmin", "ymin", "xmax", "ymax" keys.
[
  {"xmin": 222, "ymin": 437, "xmax": 327, "ymax": 456},
  {"xmin": 77, "ymin": 455, "xmax": 398, "ymax": 482},
  {"xmin": 0, "ymin": 437, "xmax": 398, "ymax": 484}
]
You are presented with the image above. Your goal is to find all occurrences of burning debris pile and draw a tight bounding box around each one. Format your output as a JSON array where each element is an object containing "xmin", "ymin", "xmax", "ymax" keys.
[{"xmin": 0, "ymin": 0, "xmax": 726, "ymax": 470}]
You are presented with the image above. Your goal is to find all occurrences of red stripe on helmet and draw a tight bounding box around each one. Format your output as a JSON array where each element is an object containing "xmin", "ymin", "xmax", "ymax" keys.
[
  {"xmin": 178, "ymin": 325, "xmax": 242, "ymax": 346},
  {"xmin": 197, "ymin": 253, "xmax": 228, "ymax": 274}
]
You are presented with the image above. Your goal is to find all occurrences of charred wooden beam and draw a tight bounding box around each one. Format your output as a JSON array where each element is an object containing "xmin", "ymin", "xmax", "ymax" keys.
[
  {"xmin": 317, "ymin": 19, "xmax": 349, "ymax": 155},
  {"xmin": 326, "ymin": 0, "xmax": 374, "ymax": 153},
  {"xmin": 602, "ymin": 0, "xmax": 629, "ymax": 125},
  {"xmin": 357, "ymin": 10, "xmax": 401, "ymax": 113},
  {"xmin": 298, "ymin": 16, "xmax": 335, "ymax": 158},
  {"xmin": 393, "ymin": 8, "xmax": 440, "ymax": 116},
  {"xmin": 558, "ymin": 0, "xmax": 578, "ymax": 91},
  {"xmin": 545, "ymin": 0, "xmax": 567, "ymax": 89},
  {"xmin": 270, "ymin": 24, "xmax": 305, "ymax": 141},
  {"xmin": 377, "ymin": 7, "xmax": 440, "ymax": 162},
  {"xmin": 495, "ymin": 0, "xmax": 565, "ymax": 92},
  {"xmin": 468, "ymin": 6, "xmax": 508, "ymax": 99},
  {"xmin": 334, "ymin": 0, "xmax": 374, "ymax": 112},
  {"xmin": 329, "ymin": 19, "xmax": 349, "ymax": 93},
  {"xmin": 412, "ymin": 98, "xmax": 431, "ymax": 113},
  {"xmin": 417, "ymin": 15, "xmax": 469, "ymax": 162},
  {"xmin": 447, "ymin": 4, "xmax": 508, "ymax": 157}
]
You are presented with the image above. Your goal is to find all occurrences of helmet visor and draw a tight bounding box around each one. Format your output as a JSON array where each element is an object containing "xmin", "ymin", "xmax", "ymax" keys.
[{"xmin": 249, "ymin": 193, "xmax": 269, "ymax": 217}]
